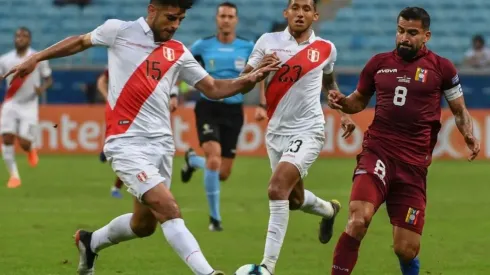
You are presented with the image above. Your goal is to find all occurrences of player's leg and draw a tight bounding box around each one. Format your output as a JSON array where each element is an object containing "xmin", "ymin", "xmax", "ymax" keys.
[
  {"xmin": 201, "ymin": 140, "xmax": 223, "ymax": 230},
  {"xmin": 332, "ymin": 151, "xmax": 389, "ymax": 275},
  {"xmin": 17, "ymin": 118, "xmax": 38, "ymax": 167},
  {"xmin": 1, "ymin": 108, "xmax": 21, "ymax": 187},
  {"xmin": 288, "ymin": 179, "xmax": 340, "ymax": 244},
  {"xmin": 216, "ymin": 106, "xmax": 243, "ymax": 182},
  {"xmin": 387, "ymin": 163, "xmax": 427, "ymax": 275}
]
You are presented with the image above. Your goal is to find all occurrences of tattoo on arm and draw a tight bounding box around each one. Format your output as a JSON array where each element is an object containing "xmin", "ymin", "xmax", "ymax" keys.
[
  {"xmin": 454, "ymin": 106, "xmax": 473, "ymax": 138},
  {"xmin": 322, "ymin": 72, "xmax": 339, "ymax": 91}
]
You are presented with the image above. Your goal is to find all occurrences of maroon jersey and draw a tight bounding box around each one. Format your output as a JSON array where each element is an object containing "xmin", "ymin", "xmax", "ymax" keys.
[{"xmin": 357, "ymin": 47, "xmax": 463, "ymax": 167}]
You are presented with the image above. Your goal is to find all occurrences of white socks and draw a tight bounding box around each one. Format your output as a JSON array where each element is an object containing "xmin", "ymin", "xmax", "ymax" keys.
[
  {"xmin": 90, "ymin": 213, "xmax": 137, "ymax": 253},
  {"xmin": 261, "ymin": 200, "xmax": 289, "ymax": 274},
  {"xmin": 300, "ymin": 189, "xmax": 334, "ymax": 219},
  {"xmin": 2, "ymin": 144, "xmax": 19, "ymax": 178},
  {"xmin": 162, "ymin": 218, "xmax": 214, "ymax": 275}
]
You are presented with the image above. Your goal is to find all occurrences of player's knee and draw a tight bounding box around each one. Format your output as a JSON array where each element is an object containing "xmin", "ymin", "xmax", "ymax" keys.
[
  {"xmin": 394, "ymin": 240, "xmax": 420, "ymax": 263},
  {"xmin": 2, "ymin": 134, "xmax": 15, "ymax": 145},
  {"xmin": 219, "ymin": 171, "xmax": 230, "ymax": 181},
  {"xmin": 346, "ymin": 210, "xmax": 372, "ymax": 239},
  {"xmin": 18, "ymin": 140, "xmax": 31, "ymax": 152},
  {"xmin": 268, "ymin": 175, "xmax": 291, "ymax": 200},
  {"xmin": 206, "ymin": 155, "xmax": 221, "ymax": 171},
  {"xmin": 144, "ymin": 191, "xmax": 182, "ymax": 223},
  {"xmin": 130, "ymin": 219, "xmax": 157, "ymax": 238}
]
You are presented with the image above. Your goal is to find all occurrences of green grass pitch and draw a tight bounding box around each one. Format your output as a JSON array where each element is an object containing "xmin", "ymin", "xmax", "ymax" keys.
[{"xmin": 1, "ymin": 155, "xmax": 489, "ymax": 274}]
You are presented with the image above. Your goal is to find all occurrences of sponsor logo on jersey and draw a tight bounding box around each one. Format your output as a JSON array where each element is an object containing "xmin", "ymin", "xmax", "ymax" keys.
[
  {"xmin": 163, "ymin": 47, "xmax": 175, "ymax": 61},
  {"xmin": 397, "ymin": 75, "xmax": 411, "ymax": 83},
  {"xmin": 415, "ymin": 67, "xmax": 428, "ymax": 83},
  {"xmin": 377, "ymin": 68, "xmax": 397, "ymax": 74},
  {"xmin": 235, "ymin": 57, "xmax": 246, "ymax": 70},
  {"xmin": 405, "ymin": 207, "xmax": 420, "ymax": 225},
  {"xmin": 307, "ymin": 48, "xmax": 320, "ymax": 62}
]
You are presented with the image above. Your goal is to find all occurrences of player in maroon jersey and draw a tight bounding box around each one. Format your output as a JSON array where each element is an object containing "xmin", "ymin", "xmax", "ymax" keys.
[{"xmin": 327, "ymin": 7, "xmax": 480, "ymax": 275}]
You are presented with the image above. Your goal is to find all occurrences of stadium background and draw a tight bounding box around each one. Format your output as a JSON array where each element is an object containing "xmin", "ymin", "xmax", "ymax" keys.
[{"xmin": 1, "ymin": 1, "xmax": 490, "ymax": 275}]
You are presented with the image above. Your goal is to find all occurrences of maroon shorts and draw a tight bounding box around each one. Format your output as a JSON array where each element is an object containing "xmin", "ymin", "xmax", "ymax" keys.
[{"xmin": 350, "ymin": 149, "xmax": 428, "ymax": 235}]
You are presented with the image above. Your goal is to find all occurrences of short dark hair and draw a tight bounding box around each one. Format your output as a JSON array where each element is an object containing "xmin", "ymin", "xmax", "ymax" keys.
[
  {"xmin": 217, "ymin": 2, "xmax": 238, "ymax": 15},
  {"xmin": 150, "ymin": 0, "xmax": 194, "ymax": 9},
  {"xmin": 398, "ymin": 7, "xmax": 431, "ymax": 30},
  {"xmin": 473, "ymin": 34, "xmax": 485, "ymax": 45},
  {"xmin": 287, "ymin": 0, "xmax": 319, "ymax": 10},
  {"xmin": 16, "ymin": 27, "xmax": 31, "ymax": 37}
]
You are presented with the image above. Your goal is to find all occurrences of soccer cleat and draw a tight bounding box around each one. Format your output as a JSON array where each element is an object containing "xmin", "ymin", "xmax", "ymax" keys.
[
  {"xmin": 318, "ymin": 199, "xmax": 342, "ymax": 244},
  {"xmin": 6, "ymin": 176, "xmax": 21, "ymax": 188},
  {"xmin": 74, "ymin": 230, "xmax": 97, "ymax": 275},
  {"xmin": 111, "ymin": 188, "xmax": 122, "ymax": 199},
  {"xmin": 28, "ymin": 149, "xmax": 38, "ymax": 167},
  {"xmin": 208, "ymin": 216, "xmax": 223, "ymax": 232},
  {"xmin": 181, "ymin": 148, "xmax": 196, "ymax": 183}
]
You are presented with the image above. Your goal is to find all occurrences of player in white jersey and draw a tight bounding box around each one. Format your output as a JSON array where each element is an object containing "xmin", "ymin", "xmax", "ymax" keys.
[
  {"xmin": 0, "ymin": 27, "xmax": 53, "ymax": 189},
  {"xmin": 3, "ymin": 1, "xmax": 279, "ymax": 274},
  {"xmin": 243, "ymin": 0, "xmax": 356, "ymax": 273}
]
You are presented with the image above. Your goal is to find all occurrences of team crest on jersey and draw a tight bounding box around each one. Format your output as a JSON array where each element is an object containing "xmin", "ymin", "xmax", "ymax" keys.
[
  {"xmin": 307, "ymin": 48, "xmax": 320, "ymax": 62},
  {"xmin": 136, "ymin": 171, "xmax": 148, "ymax": 183},
  {"xmin": 162, "ymin": 47, "xmax": 175, "ymax": 61},
  {"xmin": 405, "ymin": 207, "xmax": 420, "ymax": 225},
  {"xmin": 415, "ymin": 67, "xmax": 428, "ymax": 83}
]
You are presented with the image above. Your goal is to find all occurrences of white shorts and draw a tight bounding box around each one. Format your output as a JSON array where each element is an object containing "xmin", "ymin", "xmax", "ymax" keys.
[
  {"xmin": 266, "ymin": 132, "xmax": 325, "ymax": 179},
  {"xmin": 104, "ymin": 136, "xmax": 174, "ymax": 202},
  {"xmin": 0, "ymin": 104, "xmax": 38, "ymax": 141}
]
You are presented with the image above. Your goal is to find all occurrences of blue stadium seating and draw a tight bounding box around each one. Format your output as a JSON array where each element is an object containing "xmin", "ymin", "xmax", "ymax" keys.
[{"xmin": 0, "ymin": 0, "xmax": 485, "ymax": 66}]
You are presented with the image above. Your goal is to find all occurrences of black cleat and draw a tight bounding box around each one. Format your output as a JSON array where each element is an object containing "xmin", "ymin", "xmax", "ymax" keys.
[
  {"xmin": 208, "ymin": 216, "xmax": 223, "ymax": 232},
  {"xmin": 74, "ymin": 230, "xmax": 98, "ymax": 275},
  {"xmin": 319, "ymin": 199, "xmax": 342, "ymax": 244},
  {"xmin": 181, "ymin": 148, "xmax": 196, "ymax": 183}
]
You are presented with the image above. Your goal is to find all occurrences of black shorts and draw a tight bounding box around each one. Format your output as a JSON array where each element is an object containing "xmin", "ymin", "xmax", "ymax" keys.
[{"xmin": 194, "ymin": 99, "xmax": 244, "ymax": 158}]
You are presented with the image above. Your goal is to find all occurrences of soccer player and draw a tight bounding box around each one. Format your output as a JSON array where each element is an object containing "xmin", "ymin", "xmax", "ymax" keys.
[
  {"xmin": 2, "ymin": 1, "xmax": 278, "ymax": 274},
  {"xmin": 180, "ymin": 1, "xmax": 262, "ymax": 232},
  {"xmin": 327, "ymin": 7, "xmax": 480, "ymax": 275},
  {"xmin": 0, "ymin": 27, "xmax": 53, "ymax": 188},
  {"xmin": 242, "ymin": 0, "xmax": 356, "ymax": 274}
]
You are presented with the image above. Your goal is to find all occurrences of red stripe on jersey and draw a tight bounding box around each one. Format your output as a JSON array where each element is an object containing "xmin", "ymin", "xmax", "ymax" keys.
[
  {"xmin": 265, "ymin": 40, "xmax": 332, "ymax": 119},
  {"xmin": 5, "ymin": 74, "xmax": 30, "ymax": 101},
  {"xmin": 105, "ymin": 40, "xmax": 184, "ymax": 138}
]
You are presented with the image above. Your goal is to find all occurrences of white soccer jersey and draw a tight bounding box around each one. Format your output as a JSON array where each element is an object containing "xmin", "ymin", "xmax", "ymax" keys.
[
  {"xmin": 91, "ymin": 17, "xmax": 208, "ymax": 143},
  {"xmin": 0, "ymin": 48, "xmax": 51, "ymax": 111},
  {"xmin": 248, "ymin": 28, "xmax": 337, "ymax": 135}
]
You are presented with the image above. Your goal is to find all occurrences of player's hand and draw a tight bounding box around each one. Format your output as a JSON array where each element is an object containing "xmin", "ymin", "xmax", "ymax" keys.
[
  {"xmin": 327, "ymin": 90, "xmax": 346, "ymax": 110},
  {"xmin": 35, "ymin": 86, "xmax": 44, "ymax": 96},
  {"xmin": 255, "ymin": 106, "xmax": 268, "ymax": 121},
  {"xmin": 169, "ymin": 96, "xmax": 178, "ymax": 112},
  {"xmin": 3, "ymin": 54, "xmax": 38, "ymax": 80},
  {"xmin": 340, "ymin": 115, "xmax": 356, "ymax": 139},
  {"xmin": 464, "ymin": 135, "xmax": 480, "ymax": 161},
  {"xmin": 257, "ymin": 53, "xmax": 281, "ymax": 70},
  {"xmin": 247, "ymin": 60, "xmax": 281, "ymax": 83}
]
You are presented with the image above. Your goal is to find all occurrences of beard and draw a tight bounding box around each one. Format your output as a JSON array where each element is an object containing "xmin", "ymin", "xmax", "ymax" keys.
[{"xmin": 396, "ymin": 43, "xmax": 419, "ymax": 60}]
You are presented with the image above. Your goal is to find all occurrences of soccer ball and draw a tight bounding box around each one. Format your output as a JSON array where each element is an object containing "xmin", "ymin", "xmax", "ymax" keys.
[{"xmin": 234, "ymin": 264, "xmax": 271, "ymax": 275}]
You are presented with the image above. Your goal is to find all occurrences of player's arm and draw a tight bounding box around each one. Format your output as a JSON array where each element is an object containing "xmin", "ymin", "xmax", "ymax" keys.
[
  {"xmin": 3, "ymin": 19, "xmax": 120, "ymax": 79},
  {"xmin": 442, "ymin": 58, "xmax": 480, "ymax": 160},
  {"xmin": 97, "ymin": 72, "xmax": 108, "ymax": 100},
  {"xmin": 36, "ymin": 60, "xmax": 53, "ymax": 95}
]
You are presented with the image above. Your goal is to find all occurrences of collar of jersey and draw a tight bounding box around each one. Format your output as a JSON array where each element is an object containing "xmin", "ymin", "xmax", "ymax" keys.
[
  {"xmin": 138, "ymin": 17, "xmax": 152, "ymax": 34},
  {"xmin": 282, "ymin": 27, "xmax": 316, "ymax": 44}
]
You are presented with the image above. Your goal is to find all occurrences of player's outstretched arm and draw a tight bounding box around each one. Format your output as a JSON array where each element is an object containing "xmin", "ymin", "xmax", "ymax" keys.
[
  {"xmin": 2, "ymin": 34, "xmax": 93, "ymax": 79},
  {"xmin": 447, "ymin": 96, "xmax": 480, "ymax": 161},
  {"xmin": 194, "ymin": 61, "xmax": 280, "ymax": 100},
  {"xmin": 327, "ymin": 90, "xmax": 371, "ymax": 114}
]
